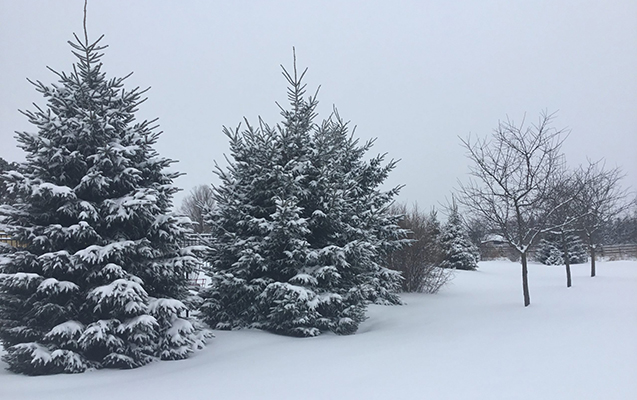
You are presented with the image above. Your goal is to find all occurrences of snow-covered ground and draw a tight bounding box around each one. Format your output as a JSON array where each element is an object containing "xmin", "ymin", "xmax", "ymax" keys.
[{"xmin": 1, "ymin": 260, "xmax": 635, "ymax": 400}]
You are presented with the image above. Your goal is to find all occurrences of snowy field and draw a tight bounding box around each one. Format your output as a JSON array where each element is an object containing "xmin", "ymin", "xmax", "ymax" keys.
[{"xmin": 1, "ymin": 260, "xmax": 635, "ymax": 400}]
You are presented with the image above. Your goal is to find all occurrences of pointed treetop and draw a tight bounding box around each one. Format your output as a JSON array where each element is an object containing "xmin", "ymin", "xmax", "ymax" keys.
[{"xmin": 83, "ymin": 0, "xmax": 89, "ymax": 45}]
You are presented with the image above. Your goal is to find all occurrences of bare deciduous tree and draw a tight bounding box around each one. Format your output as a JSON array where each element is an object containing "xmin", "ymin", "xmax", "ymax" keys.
[
  {"xmin": 386, "ymin": 204, "xmax": 452, "ymax": 293},
  {"xmin": 180, "ymin": 184, "xmax": 215, "ymax": 234},
  {"xmin": 602, "ymin": 197, "xmax": 637, "ymax": 245},
  {"xmin": 542, "ymin": 168, "xmax": 590, "ymax": 288},
  {"xmin": 574, "ymin": 161, "xmax": 629, "ymax": 277},
  {"xmin": 458, "ymin": 111, "xmax": 573, "ymax": 306}
]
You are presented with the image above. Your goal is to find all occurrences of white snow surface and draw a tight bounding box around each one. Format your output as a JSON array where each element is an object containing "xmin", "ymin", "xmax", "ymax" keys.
[{"xmin": 1, "ymin": 260, "xmax": 636, "ymax": 399}]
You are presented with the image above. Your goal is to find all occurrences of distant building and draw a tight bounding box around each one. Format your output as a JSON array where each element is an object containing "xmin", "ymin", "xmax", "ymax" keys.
[{"xmin": 479, "ymin": 234, "xmax": 518, "ymax": 261}]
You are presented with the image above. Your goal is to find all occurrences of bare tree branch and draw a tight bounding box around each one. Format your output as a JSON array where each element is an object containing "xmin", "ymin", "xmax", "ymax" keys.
[
  {"xmin": 179, "ymin": 185, "xmax": 215, "ymax": 234},
  {"xmin": 386, "ymin": 203, "xmax": 452, "ymax": 293},
  {"xmin": 573, "ymin": 160, "xmax": 630, "ymax": 276},
  {"xmin": 457, "ymin": 111, "xmax": 569, "ymax": 306}
]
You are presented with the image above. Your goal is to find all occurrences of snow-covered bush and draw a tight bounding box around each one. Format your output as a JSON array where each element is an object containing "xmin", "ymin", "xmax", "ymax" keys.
[
  {"xmin": 200, "ymin": 61, "xmax": 403, "ymax": 336},
  {"xmin": 0, "ymin": 34, "xmax": 209, "ymax": 375},
  {"xmin": 386, "ymin": 204, "xmax": 452, "ymax": 293}
]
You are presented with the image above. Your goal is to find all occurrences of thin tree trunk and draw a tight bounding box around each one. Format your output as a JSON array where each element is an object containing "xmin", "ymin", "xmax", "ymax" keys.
[
  {"xmin": 521, "ymin": 252, "xmax": 530, "ymax": 307},
  {"xmin": 563, "ymin": 233, "xmax": 572, "ymax": 288},
  {"xmin": 590, "ymin": 245, "xmax": 596, "ymax": 277}
]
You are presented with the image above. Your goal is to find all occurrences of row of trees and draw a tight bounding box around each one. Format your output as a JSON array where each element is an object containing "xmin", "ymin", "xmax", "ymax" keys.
[
  {"xmin": 601, "ymin": 210, "xmax": 637, "ymax": 245},
  {"xmin": 180, "ymin": 183, "xmax": 481, "ymax": 299},
  {"xmin": 457, "ymin": 112, "xmax": 631, "ymax": 304},
  {"xmin": 0, "ymin": 9, "xmax": 631, "ymax": 376},
  {"xmin": 0, "ymin": 27, "xmax": 415, "ymax": 372}
]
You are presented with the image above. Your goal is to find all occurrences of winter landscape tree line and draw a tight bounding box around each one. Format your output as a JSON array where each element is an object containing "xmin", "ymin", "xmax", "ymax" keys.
[{"xmin": 0, "ymin": 18, "xmax": 635, "ymax": 375}]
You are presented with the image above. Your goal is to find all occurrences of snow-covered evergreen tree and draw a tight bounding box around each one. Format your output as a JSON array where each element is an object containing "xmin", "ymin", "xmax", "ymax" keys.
[
  {"xmin": 201, "ymin": 60, "xmax": 403, "ymax": 337},
  {"xmin": 0, "ymin": 34, "xmax": 208, "ymax": 375},
  {"xmin": 536, "ymin": 234, "xmax": 587, "ymax": 265},
  {"xmin": 535, "ymin": 239, "xmax": 562, "ymax": 265},
  {"xmin": 439, "ymin": 202, "xmax": 479, "ymax": 271}
]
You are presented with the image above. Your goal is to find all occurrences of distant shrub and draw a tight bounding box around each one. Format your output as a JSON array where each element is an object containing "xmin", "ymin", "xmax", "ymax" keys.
[{"xmin": 387, "ymin": 204, "xmax": 453, "ymax": 293}]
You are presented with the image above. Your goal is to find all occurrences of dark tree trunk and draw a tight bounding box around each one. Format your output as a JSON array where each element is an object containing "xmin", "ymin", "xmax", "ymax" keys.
[
  {"xmin": 521, "ymin": 252, "xmax": 531, "ymax": 307},
  {"xmin": 587, "ymin": 234, "xmax": 597, "ymax": 278},
  {"xmin": 562, "ymin": 233, "xmax": 572, "ymax": 288},
  {"xmin": 564, "ymin": 253, "xmax": 572, "ymax": 288}
]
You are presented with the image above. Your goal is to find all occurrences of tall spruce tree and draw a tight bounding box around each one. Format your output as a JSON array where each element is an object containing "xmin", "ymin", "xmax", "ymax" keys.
[
  {"xmin": 0, "ymin": 33, "xmax": 207, "ymax": 375},
  {"xmin": 201, "ymin": 60, "xmax": 403, "ymax": 337},
  {"xmin": 439, "ymin": 202, "xmax": 479, "ymax": 271}
]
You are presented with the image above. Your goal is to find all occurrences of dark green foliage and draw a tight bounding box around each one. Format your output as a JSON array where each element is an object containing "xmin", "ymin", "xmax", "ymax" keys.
[
  {"xmin": 201, "ymin": 62, "xmax": 403, "ymax": 336},
  {"xmin": 536, "ymin": 234, "xmax": 588, "ymax": 265},
  {"xmin": 0, "ymin": 157, "xmax": 19, "ymax": 206},
  {"xmin": 439, "ymin": 203, "xmax": 479, "ymax": 271},
  {"xmin": 0, "ymin": 34, "xmax": 208, "ymax": 375}
]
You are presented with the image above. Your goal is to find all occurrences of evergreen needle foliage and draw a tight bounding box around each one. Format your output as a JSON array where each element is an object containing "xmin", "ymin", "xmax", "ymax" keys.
[
  {"xmin": 536, "ymin": 234, "xmax": 588, "ymax": 265},
  {"xmin": 0, "ymin": 34, "xmax": 208, "ymax": 375},
  {"xmin": 440, "ymin": 202, "xmax": 479, "ymax": 271},
  {"xmin": 0, "ymin": 158, "xmax": 19, "ymax": 206},
  {"xmin": 201, "ymin": 60, "xmax": 404, "ymax": 337}
]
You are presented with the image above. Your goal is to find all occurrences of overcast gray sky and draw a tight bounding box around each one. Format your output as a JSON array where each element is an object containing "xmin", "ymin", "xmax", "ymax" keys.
[{"xmin": 1, "ymin": 0, "xmax": 635, "ymax": 210}]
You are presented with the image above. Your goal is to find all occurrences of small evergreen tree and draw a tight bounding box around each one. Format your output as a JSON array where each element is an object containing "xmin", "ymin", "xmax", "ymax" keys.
[
  {"xmin": 535, "ymin": 239, "xmax": 563, "ymax": 265},
  {"xmin": 201, "ymin": 59, "xmax": 403, "ymax": 337},
  {"xmin": 439, "ymin": 202, "xmax": 479, "ymax": 271},
  {"xmin": 0, "ymin": 33, "xmax": 207, "ymax": 375},
  {"xmin": 536, "ymin": 234, "xmax": 587, "ymax": 265}
]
